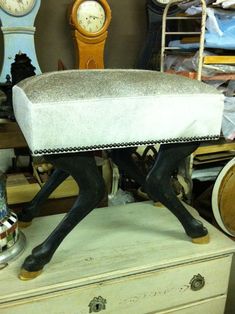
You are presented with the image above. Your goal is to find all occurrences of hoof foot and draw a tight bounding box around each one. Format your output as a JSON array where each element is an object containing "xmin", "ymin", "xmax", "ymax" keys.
[
  {"xmin": 154, "ymin": 201, "xmax": 164, "ymax": 208},
  {"xmin": 137, "ymin": 188, "xmax": 149, "ymax": 200},
  {"xmin": 18, "ymin": 221, "xmax": 32, "ymax": 229},
  {"xmin": 18, "ymin": 268, "xmax": 43, "ymax": 281},
  {"xmin": 192, "ymin": 234, "xmax": 210, "ymax": 244}
]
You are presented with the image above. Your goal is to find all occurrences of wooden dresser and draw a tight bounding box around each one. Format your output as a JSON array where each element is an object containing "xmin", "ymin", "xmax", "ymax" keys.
[{"xmin": 0, "ymin": 202, "xmax": 234, "ymax": 314}]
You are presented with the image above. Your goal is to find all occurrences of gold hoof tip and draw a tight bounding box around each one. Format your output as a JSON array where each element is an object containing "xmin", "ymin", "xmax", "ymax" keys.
[
  {"xmin": 18, "ymin": 269, "xmax": 43, "ymax": 281},
  {"xmin": 18, "ymin": 221, "xmax": 32, "ymax": 229},
  {"xmin": 192, "ymin": 234, "xmax": 210, "ymax": 244},
  {"xmin": 154, "ymin": 201, "xmax": 164, "ymax": 208},
  {"xmin": 137, "ymin": 188, "xmax": 149, "ymax": 200}
]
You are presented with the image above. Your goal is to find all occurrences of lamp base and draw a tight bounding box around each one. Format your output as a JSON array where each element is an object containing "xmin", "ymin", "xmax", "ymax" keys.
[{"xmin": 0, "ymin": 231, "xmax": 26, "ymax": 266}]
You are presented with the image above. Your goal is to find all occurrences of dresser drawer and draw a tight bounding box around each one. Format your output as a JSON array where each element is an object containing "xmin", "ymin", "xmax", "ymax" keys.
[
  {"xmin": 152, "ymin": 295, "xmax": 226, "ymax": 314},
  {"xmin": 0, "ymin": 255, "xmax": 231, "ymax": 314}
]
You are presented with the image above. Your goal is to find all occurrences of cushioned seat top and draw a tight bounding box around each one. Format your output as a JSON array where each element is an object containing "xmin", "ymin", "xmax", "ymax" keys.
[{"xmin": 13, "ymin": 69, "xmax": 224, "ymax": 156}]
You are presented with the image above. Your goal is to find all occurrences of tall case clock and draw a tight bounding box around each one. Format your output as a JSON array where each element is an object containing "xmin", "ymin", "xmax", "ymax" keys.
[
  {"xmin": 69, "ymin": 0, "xmax": 111, "ymax": 69},
  {"xmin": 0, "ymin": 0, "xmax": 41, "ymax": 83}
]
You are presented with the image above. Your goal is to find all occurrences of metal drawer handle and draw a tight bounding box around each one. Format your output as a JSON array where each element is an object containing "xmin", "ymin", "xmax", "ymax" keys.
[
  {"xmin": 89, "ymin": 296, "xmax": 107, "ymax": 313},
  {"xmin": 190, "ymin": 274, "xmax": 205, "ymax": 291}
]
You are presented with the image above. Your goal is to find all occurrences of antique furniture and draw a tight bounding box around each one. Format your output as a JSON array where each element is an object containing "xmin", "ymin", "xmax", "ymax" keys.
[
  {"xmin": 0, "ymin": 202, "xmax": 234, "ymax": 313},
  {"xmin": 69, "ymin": 0, "xmax": 111, "ymax": 69},
  {"xmin": 0, "ymin": 0, "xmax": 41, "ymax": 83},
  {"xmin": 12, "ymin": 69, "xmax": 224, "ymax": 280}
]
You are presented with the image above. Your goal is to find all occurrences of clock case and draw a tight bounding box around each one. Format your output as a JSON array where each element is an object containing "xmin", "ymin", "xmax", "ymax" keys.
[
  {"xmin": 137, "ymin": 0, "xmax": 180, "ymax": 70},
  {"xmin": 69, "ymin": 0, "xmax": 111, "ymax": 69},
  {"xmin": 0, "ymin": 0, "xmax": 41, "ymax": 83}
]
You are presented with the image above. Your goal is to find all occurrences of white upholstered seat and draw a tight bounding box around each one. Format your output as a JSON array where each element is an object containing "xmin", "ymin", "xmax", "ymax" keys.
[{"xmin": 13, "ymin": 69, "xmax": 224, "ymax": 156}]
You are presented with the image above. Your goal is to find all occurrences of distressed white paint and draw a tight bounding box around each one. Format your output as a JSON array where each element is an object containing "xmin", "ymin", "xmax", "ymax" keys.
[
  {"xmin": 0, "ymin": 0, "xmax": 41, "ymax": 82},
  {"xmin": 154, "ymin": 295, "xmax": 227, "ymax": 314},
  {"xmin": 0, "ymin": 202, "xmax": 234, "ymax": 313}
]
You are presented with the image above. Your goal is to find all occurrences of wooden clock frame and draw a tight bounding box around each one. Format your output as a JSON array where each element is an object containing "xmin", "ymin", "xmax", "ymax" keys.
[{"xmin": 69, "ymin": 0, "xmax": 111, "ymax": 69}]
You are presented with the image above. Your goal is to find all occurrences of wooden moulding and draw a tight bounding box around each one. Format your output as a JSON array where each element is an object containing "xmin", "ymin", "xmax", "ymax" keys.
[
  {"xmin": 0, "ymin": 121, "xmax": 27, "ymax": 149},
  {"xmin": 6, "ymin": 173, "xmax": 40, "ymax": 205},
  {"xmin": 203, "ymin": 56, "xmax": 235, "ymax": 65},
  {"xmin": 6, "ymin": 171, "xmax": 79, "ymax": 206},
  {"xmin": 166, "ymin": 69, "xmax": 235, "ymax": 81},
  {"xmin": 32, "ymin": 163, "xmax": 79, "ymax": 199},
  {"xmin": 218, "ymin": 164, "xmax": 235, "ymax": 235},
  {"xmin": 212, "ymin": 157, "xmax": 235, "ymax": 237},
  {"xmin": 194, "ymin": 142, "xmax": 235, "ymax": 156}
]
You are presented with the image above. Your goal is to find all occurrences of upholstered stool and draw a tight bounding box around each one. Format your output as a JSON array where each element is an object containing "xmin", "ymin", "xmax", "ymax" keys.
[
  {"xmin": 13, "ymin": 69, "xmax": 223, "ymax": 155},
  {"xmin": 13, "ymin": 69, "xmax": 224, "ymax": 280}
]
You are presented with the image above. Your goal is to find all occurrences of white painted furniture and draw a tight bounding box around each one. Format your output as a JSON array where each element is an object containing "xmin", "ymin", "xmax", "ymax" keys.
[{"xmin": 0, "ymin": 201, "xmax": 234, "ymax": 313}]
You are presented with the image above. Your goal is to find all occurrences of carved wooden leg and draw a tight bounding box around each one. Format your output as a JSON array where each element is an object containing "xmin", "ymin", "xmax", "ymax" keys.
[
  {"xmin": 145, "ymin": 142, "xmax": 209, "ymax": 244},
  {"xmin": 19, "ymin": 152, "xmax": 105, "ymax": 280},
  {"xmin": 111, "ymin": 148, "xmax": 146, "ymax": 188},
  {"xmin": 18, "ymin": 168, "xmax": 69, "ymax": 227}
]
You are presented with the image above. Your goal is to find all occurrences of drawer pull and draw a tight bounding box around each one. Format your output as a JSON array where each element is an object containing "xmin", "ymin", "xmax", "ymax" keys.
[
  {"xmin": 89, "ymin": 296, "xmax": 107, "ymax": 313},
  {"xmin": 190, "ymin": 274, "xmax": 205, "ymax": 291}
]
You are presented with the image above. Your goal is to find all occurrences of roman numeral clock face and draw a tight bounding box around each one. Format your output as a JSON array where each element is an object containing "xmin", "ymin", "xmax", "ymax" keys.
[
  {"xmin": 77, "ymin": 0, "xmax": 106, "ymax": 33},
  {"xmin": 0, "ymin": 0, "xmax": 36, "ymax": 16}
]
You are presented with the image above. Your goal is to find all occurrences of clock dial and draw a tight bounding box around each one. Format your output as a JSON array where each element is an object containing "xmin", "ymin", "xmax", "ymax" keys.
[
  {"xmin": 0, "ymin": 0, "xmax": 36, "ymax": 16},
  {"xmin": 77, "ymin": 1, "xmax": 106, "ymax": 33}
]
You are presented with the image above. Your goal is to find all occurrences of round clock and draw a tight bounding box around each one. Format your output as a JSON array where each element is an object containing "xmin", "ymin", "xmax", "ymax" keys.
[
  {"xmin": 71, "ymin": 0, "xmax": 111, "ymax": 37},
  {"xmin": 0, "ymin": 0, "xmax": 36, "ymax": 16},
  {"xmin": 77, "ymin": 1, "xmax": 105, "ymax": 33}
]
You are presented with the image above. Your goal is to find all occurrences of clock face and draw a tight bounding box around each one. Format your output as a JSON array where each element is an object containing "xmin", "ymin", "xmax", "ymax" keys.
[
  {"xmin": 77, "ymin": 1, "xmax": 106, "ymax": 33},
  {"xmin": 0, "ymin": 0, "xmax": 36, "ymax": 16}
]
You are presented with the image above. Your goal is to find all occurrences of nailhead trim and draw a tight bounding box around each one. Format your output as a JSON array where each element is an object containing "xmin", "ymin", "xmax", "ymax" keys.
[{"xmin": 32, "ymin": 135, "xmax": 220, "ymax": 156}]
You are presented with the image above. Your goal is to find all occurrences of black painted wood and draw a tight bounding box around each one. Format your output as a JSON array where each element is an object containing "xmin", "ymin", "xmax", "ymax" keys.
[{"xmin": 18, "ymin": 143, "xmax": 208, "ymax": 273}]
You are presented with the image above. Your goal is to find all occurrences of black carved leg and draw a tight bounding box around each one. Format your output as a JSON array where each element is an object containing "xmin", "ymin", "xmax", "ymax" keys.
[
  {"xmin": 19, "ymin": 152, "xmax": 105, "ymax": 280},
  {"xmin": 145, "ymin": 142, "xmax": 209, "ymax": 244},
  {"xmin": 18, "ymin": 168, "xmax": 69, "ymax": 227},
  {"xmin": 111, "ymin": 147, "xmax": 146, "ymax": 187}
]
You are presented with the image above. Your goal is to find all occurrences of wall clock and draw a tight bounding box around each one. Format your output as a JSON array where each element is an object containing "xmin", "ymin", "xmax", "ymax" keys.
[
  {"xmin": 137, "ymin": 0, "xmax": 180, "ymax": 69},
  {"xmin": 69, "ymin": 0, "xmax": 111, "ymax": 69},
  {"xmin": 0, "ymin": 0, "xmax": 41, "ymax": 83}
]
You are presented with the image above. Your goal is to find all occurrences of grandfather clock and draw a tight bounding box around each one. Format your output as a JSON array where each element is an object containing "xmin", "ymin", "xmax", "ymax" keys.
[
  {"xmin": 69, "ymin": 0, "xmax": 111, "ymax": 69},
  {"xmin": 0, "ymin": 0, "xmax": 41, "ymax": 83}
]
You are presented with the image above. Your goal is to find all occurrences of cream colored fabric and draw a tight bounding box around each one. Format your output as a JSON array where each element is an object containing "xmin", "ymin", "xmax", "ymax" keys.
[{"xmin": 13, "ymin": 69, "xmax": 224, "ymax": 156}]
